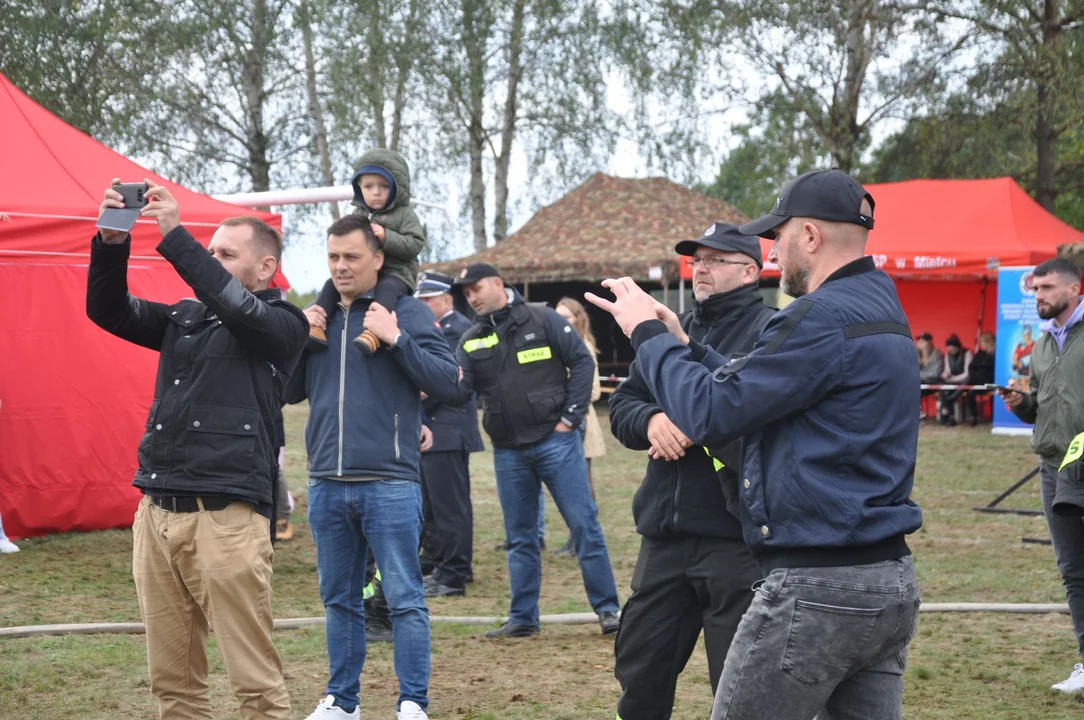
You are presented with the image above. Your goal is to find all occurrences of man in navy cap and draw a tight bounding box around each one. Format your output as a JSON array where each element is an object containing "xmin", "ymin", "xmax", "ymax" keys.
[
  {"xmin": 451, "ymin": 263, "xmax": 621, "ymax": 638},
  {"xmin": 608, "ymin": 223, "xmax": 775, "ymax": 720},
  {"xmin": 587, "ymin": 169, "xmax": 923, "ymax": 720},
  {"xmin": 414, "ymin": 271, "xmax": 485, "ymax": 596}
]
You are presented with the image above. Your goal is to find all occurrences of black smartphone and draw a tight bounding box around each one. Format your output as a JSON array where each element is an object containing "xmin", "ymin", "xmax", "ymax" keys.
[
  {"xmin": 984, "ymin": 383, "xmax": 1020, "ymax": 394},
  {"xmin": 115, "ymin": 182, "xmax": 149, "ymax": 209}
]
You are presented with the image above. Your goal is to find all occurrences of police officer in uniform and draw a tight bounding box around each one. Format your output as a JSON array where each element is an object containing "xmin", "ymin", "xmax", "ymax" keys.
[
  {"xmin": 415, "ymin": 271, "xmax": 485, "ymax": 597},
  {"xmin": 451, "ymin": 263, "xmax": 621, "ymax": 637},
  {"xmin": 608, "ymin": 224, "xmax": 774, "ymax": 720}
]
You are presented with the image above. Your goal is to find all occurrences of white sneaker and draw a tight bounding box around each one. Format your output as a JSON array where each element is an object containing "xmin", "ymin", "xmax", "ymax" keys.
[
  {"xmin": 1052, "ymin": 663, "xmax": 1084, "ymax": 693},
  {"xmin": 305, "ymin": 695, "xmax": 359, "ymax": 720},
  {"xmin": 397, "ymin": 701, "xmax": 428, "ymax": 720},
  {"xmin": 0, "ymin": 537, "xmax": 19, "ymax": 553}
]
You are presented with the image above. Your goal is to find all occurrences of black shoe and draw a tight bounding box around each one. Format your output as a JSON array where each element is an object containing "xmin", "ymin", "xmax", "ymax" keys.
[
  {"xmin": 485, "ymin": 621, "xmax": 540, "ymax": 639},
  {"xmin": 539, "ymin": 537, "xmax": 547, "ymax": 551},
  {"xmin": 552, "ymin": 538, "xmax": 575, "ymax": 557},
  {"xmin": 494, "ymin": 541, "xmax": 509, "ymax": 551},
  {"xmin": 425, "ymin": 581, "xmax": 466, "ymax": 598},
  {"xmin": 599, "ymin": 611, "xmax": 620, "ymax": 636},
  {"xmin": 465, "ymin": 573, "xmax": 474, "ymax": 584}
]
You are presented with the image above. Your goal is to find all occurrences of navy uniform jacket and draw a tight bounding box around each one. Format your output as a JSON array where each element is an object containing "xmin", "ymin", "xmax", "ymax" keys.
[
  {"xmin": 630, "ymin": 257, "xmax": 923, "ymax": 571},
  {"xmin": 424, "ymin": 310, "xmax": 485, "ymax": 453}
]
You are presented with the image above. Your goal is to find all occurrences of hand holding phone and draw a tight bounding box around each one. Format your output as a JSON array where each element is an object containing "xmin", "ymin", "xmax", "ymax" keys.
[
  {"xmin": 987, "ymin": 382, "xmax": 1025, "ymax": 409},
  {"xmin": 97, "ymin": 180, "xmax": 149, "ymax": 236}
]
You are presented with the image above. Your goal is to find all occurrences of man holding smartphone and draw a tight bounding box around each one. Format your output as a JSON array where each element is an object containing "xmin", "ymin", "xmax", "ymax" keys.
[
  {"xmin": 87, "ymin": 179, "xmax": 308, "ymax": 719},
  {"xmin": 1001, "ymin": 257, "xmax": 1084, "ymax": 694}
]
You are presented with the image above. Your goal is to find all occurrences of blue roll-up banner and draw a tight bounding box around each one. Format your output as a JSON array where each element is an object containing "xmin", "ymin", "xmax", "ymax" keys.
[{"xmin": 992, "ymin": 266, "xmax": 1038, "ymax": 435}]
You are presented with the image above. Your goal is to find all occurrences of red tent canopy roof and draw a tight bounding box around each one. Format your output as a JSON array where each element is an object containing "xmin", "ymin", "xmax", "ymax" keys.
[
  {"xmin": 0, "ymin": 72, "xmax": 289, "ymax": 289},
  {"xmin": 861, "ymin": 177, "xmax": 1081, "ymax": 279}
]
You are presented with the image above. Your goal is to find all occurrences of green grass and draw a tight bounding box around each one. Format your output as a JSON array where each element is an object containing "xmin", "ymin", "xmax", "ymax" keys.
[{"xmin": 2, "ymin": 408, "xmax": 1083, "ymax": 718}]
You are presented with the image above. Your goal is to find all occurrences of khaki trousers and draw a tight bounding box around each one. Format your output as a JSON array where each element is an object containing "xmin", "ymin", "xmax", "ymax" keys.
[{"xmin": 132, "ymin": 495, "xmax": 290, "ymax": 719}]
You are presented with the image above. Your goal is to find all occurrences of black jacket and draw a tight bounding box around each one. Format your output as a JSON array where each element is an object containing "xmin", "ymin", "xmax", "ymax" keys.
[
  {"xmin": 86, "ymin": 227, "xmax": 309, "ymax": 505},
  {"xmin": 609, "ymin": 284, "xmax": 775, "ymax": 540},
  {"xmin": 453, "ymin": 288, "xmax": 594, "ymax": 449},
  {"xmin": 424, "ymin": 309, "xmax": 484, "ymax": 453}
]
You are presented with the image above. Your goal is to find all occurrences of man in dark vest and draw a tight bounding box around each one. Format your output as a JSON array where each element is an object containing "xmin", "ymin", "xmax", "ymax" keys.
[
  {"xmin": 608, "ymin": 223, "xmax": 774, "ymax": 720},
  {"xmin": 415, "ymin": 271, "xmax": 485, "ymax": 597},
  {"xmin": 451, "ymin": 263, "xmax": 621, "ymax": 637}
]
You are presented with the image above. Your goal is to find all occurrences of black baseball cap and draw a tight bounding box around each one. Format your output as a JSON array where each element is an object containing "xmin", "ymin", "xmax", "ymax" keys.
[
  {"xmin": 739, "ymin": 169, "xmax": 875, "ymax": 239},
  {"xmin": 453, "ymin": 263, "xmax": 502, "ymax": 288},
  {"xmin": 675, "ymin": 222, "xmax": 764, "ymax": 268}
]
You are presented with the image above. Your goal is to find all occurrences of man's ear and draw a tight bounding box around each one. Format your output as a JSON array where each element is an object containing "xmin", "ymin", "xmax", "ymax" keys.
[
  {"xmin": 260, "ymin": 256, "xmax": 278, "ymax": 285},
  {"xmin": 802, "ymin": 221, "xmax": 823, "ymax": 254},
  {"xmin": 374, "ymin": 248, "xmax": 385, "ymax": 272}
]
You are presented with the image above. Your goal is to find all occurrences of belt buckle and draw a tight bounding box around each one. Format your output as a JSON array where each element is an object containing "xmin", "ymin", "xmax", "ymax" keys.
[{"xmin": 170, "ymin": 497, "xmax": 179, "ymax": 513}]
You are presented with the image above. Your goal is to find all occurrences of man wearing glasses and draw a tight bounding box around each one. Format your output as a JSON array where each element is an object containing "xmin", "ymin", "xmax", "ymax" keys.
[{"xmin": 608, "ymin": 222, "xmax": 774, "ymax": 720}]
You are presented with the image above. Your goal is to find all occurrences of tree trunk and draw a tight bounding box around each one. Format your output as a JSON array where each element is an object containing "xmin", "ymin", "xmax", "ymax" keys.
[
  {"xmin": 299, "ymin": 0, "xmax": 339, "ymax": 220},
  {"xmin": 390, "ymin": 0, "xmax": 422, "ymax": 152},
  {"xmin": 492, "ymin": 0, "xmax": 525, "ymax": 242},
  {"xmin": 830, "ymin": 0, "xmax": 874, "ymax": 174},
  {"xmin": 369, "ymin": 5, "xmax": 387, "ymax": 148},
  {"xmin": 464, "ymin": 0, "xmax": 488, "ymax": 251},
  {"xmin": 1034, "ymin": 0, "xmax": 1060, "ymax": 212},
  {"xmin": 244, "ymin": 0, "xmax": 271, "ymax": 192}
]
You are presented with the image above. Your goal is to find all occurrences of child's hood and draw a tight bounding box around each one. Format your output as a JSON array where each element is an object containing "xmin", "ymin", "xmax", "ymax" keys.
[{"xmin": 351, "ymin": 148, "xmax": 413, "ymax": 212}]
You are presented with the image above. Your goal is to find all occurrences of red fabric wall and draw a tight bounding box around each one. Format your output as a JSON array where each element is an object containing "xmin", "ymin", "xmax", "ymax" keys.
[
  {"xmin": 895, "ymin": 279, "xmax": 999, "ymax": 352},
  {"xmin": 0, "ymin": 259, "xmax": 198, "ymax": 538}
]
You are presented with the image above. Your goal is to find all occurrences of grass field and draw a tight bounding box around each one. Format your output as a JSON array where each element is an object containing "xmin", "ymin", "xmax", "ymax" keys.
[{"xmin": 2, "ymin": 405, "xmax": 1084, "ymax": 719}]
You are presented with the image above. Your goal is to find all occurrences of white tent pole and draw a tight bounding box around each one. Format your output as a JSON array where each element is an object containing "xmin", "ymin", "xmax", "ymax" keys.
[{"xmin": 212, "ymin": 185, "xmax": 451, "ymax": 219}]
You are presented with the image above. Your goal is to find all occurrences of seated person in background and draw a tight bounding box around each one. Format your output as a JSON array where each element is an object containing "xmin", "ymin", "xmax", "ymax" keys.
[
  {"xmin": 916, "ymin": 332, "xmax": 944, "ymax": 385},
  {"xmin": 939, "ymin": 334, "xmax": 973, "ymax": 426},
  {"xmin": 963, "ymin": 332, "xmax": 996, "ymax": 426}
]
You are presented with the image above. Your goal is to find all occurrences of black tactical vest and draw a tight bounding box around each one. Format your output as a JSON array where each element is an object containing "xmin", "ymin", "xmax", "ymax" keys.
[{"xmin": 462, "ymin": 303, "xmax": 570, "ymax": 449}]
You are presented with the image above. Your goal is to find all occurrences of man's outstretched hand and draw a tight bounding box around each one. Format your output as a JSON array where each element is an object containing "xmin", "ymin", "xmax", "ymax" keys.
[
  {"xmin": 141, "ymin": 179, "xmax": 181, "ymax": 237},
  {"xmin": 98, "ymin": 179, "xmax": 129, "ymax": 244},
  {"xmin": 585, "ymin": 278, "xmax": 688, "ymax": 344}
]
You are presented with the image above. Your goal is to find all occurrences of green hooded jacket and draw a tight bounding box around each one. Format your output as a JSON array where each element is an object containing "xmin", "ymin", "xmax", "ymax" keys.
[
  {"xmin": 350, "ymin": 148, "xmax": 426, "ymax": 291},
  {"xmin": 1012, "ymin": 321, "xmax": 1084, "ymax": 464}
]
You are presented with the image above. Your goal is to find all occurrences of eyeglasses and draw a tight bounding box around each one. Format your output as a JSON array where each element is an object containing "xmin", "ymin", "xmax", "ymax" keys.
[{"xmin": 690, "ymin": 257, "xmax": 752, "ymax": 270}]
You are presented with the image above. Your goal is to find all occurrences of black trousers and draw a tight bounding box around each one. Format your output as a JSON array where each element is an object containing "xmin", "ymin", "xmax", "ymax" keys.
[
  {"xmin": 614, "ymin": 535, "xmax": 760, "ymax": 720},
  {"xmin": 420, "ymin": 450, "xmax": 473, "ymax": 588}
]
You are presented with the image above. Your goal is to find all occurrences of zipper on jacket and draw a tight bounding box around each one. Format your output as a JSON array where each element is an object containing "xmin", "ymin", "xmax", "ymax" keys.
[
  {"xmin": 394, "ymin": 414, "xmax": 401, "ymax": 460},
  {"xmin": 338, "ymin": 307, "xmax": 348, "ymax": 476},
  {"xmin": 672, "ymin": 460, "xmax": 682, "ymax": 532}
]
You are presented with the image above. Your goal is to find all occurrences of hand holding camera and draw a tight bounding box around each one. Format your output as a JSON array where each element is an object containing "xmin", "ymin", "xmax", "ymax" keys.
[{"xmin": 97, "ymin": 178, "xmax": 181, "ymax": 242}]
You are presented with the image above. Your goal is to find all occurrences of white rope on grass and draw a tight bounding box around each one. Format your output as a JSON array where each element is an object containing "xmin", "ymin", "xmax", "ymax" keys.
[{"xmin": 0, "ymin": 604, "xmax": 1070, "ymax": 640}]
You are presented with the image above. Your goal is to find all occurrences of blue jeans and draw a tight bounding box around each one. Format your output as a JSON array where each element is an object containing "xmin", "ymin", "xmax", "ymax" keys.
[
  {"xmin": 308, "ymin": 478, "xmax": 429, "ymax": 712},
  {"xmin": 493, "ymin": 430, "xmax": 619, "ymax": 626}
]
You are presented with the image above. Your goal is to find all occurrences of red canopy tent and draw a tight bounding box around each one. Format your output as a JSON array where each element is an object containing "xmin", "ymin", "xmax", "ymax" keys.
[
  {"xmin": 679, "ymin": 177, "xmax": 1083, "ymax": 347},
  {"xmin": 0, "ymin": 72, "xmax": 289, "ymax": 538}
]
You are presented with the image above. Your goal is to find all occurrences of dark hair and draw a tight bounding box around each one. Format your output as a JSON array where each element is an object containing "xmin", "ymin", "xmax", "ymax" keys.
[
  {"xmin": 1033, "ymin": 257, "xmax": 1081, "ymax": 284},
  {"xmin": 220, "ymin": 216, "xmax": 283, "ymax": 265},
  {"xmin": 327, "ymin": 213, "xmax": 380, "ymax": 253}
]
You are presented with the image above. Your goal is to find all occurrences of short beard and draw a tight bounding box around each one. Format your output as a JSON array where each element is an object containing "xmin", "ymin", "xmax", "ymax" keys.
[
  {"xmin": 781, "ymin": 264, "xmax": 810, "ymax": 298},
  {"xmin": 1038, "ymin": 299, "xmax": 1069, "ymax": 320}
]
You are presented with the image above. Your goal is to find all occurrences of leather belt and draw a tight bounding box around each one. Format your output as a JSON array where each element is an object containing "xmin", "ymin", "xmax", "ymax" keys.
[{"xmin": 148, "ymin": 494, "xmax": 236, "ymax": 513}]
